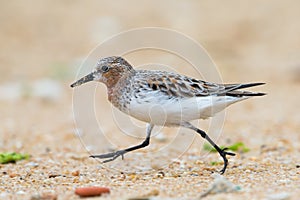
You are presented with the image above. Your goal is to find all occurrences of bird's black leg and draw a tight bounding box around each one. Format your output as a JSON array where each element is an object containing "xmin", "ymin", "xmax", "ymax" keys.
[
  {"xmin": 182, "ymin": 122, "xmax": 235, "ymax": 174},
  {"xmin": 90, "ymin": 124, "xmax": 154, "ymax": 163}
]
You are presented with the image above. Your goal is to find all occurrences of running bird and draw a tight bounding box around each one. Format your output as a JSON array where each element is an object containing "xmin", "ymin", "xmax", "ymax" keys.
[{"xmin": 71, "ymin": 56, "xmax": 265, "ymax": 174}]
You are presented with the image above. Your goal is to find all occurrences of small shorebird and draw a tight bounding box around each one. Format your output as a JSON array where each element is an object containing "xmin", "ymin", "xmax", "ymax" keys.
[{"xmin": 71, "ymin": 56, "xmax": 265, "ymax": 174}]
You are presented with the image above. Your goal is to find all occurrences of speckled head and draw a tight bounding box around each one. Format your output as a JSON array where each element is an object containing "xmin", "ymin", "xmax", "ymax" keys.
[{"xmin": 70, "ymin": 56, "xmax": 135, "ymax": 88}]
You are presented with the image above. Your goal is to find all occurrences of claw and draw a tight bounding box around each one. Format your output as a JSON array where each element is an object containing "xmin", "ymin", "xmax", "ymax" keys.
[
  {"xmin": 221, "ymin": 147, "xmax": 235, "ymax": 156},
  {"xmin": 219, "ymin": 149, "xmax": 236, "ymax": 174},
  {"xmin": 90, "ymin": 150, "xmax": 126, "ymax": 163},
  {"xmin": 226, "ymin": 152, "xmax": 236, "ymax": 156}
]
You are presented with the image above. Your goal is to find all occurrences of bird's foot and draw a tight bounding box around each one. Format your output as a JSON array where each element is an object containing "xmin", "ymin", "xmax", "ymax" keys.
[
  {"xmin": 90, "ymin": 150, "xmax": 126, "ymax": 163},
  {"xmin": 218, "ymin": 148, "xmax": 236, "ymax": 174}
]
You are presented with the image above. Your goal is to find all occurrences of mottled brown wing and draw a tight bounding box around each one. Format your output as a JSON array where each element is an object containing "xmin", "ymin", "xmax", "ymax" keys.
[{"xmin": 145, "ymin": 72, "xmax": 226, "ymax": 98}]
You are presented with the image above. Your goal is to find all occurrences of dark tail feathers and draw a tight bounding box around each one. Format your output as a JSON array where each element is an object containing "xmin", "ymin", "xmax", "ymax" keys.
[{"xmin": 223, "ymin": 82, "xmax": 266, "ymax": 97}]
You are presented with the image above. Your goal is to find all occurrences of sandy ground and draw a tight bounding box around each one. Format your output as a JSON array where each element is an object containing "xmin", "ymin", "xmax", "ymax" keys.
[{"xmin": 0, "ymin": 1, "xmax": 300, "ymax": 200}]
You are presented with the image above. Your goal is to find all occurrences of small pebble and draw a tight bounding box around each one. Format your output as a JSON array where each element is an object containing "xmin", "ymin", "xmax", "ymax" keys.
[
  {"xmin": 48, "ymin": 174, "xmax": 61, "ymax": 178},
  {"xmin": 128, "ymin": 189, "xmax": 159, "ymax": 200},
  {"xmin": 25, "ymin": 162, "xmax": 39, "ymax": 167},
  {"xmin": 31, "ymin": 193, "xmax": 57, "ymax": 200},
  {"xmin": 266, "ymin": 192, "xmax": 291, "ymax": 200},
  {"xmin": 199, "ymin": 174, "xmax": 240, "ymax": 198},
  {"xmin": 9, "ymin": 173, "xmax": 18, "ymax": 178},
  {"xmin": 71, "ymin": 170, "xmax": 80, "ymax": 176},
  {"xmin": 16, "ymin": 191, "xmax": 26, "ymax": 195},
  {"xmin": 75, "ymin": 186, "xmax": 110, "ymax": 197},
  {"xmin": 156, "ymin": 171, "xmax": 165, "ymax": 178}
]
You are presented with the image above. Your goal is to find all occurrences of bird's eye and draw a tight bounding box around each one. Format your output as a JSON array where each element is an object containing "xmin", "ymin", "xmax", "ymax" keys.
[{"xmin": 101, "ymin": 65, "xmax": 109, "ymax": 72}]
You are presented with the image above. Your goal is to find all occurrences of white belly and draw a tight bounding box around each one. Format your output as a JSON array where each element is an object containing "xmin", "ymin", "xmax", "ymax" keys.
[{"xmin": 127, "ymin": 92, "xmax": 247, "ymax": 126}]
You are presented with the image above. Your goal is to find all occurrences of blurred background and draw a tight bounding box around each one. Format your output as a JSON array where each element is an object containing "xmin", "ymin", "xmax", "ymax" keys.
[
  {"xmin": 1, "ymin": 0, "xmax": 300, "ymax": 82},
  {"xmin": 0, "ymin": 0, "xmax": 299, "ymax": 167}
]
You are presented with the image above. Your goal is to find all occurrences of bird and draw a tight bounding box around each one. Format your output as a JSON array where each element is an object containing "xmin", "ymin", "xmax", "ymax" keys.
[{"xmin": 71, "ymin": 56, "xmax": 265, "ymax": 174}]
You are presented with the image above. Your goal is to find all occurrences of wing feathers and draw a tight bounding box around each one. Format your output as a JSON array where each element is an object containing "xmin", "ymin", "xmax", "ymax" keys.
[{"xmin": 140, "ymin": 70, "xmax": 265, "ymax": 99}]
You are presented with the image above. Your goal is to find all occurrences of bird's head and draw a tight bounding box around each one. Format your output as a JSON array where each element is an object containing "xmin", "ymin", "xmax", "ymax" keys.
[{"xmin": 70, "ymin": 56, "xmax": 134, "ymax": 88}]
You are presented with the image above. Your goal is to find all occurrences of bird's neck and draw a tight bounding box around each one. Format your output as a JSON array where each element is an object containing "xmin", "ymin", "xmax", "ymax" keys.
[{"xmin": 107, "ymin": 72, "xmax": 134, "ymax": 106}]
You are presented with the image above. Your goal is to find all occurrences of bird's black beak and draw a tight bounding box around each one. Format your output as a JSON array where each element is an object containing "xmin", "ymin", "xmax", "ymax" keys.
[{"xmin": 70, "ymin": 72, "xmax": 96, "ymax": 88}]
